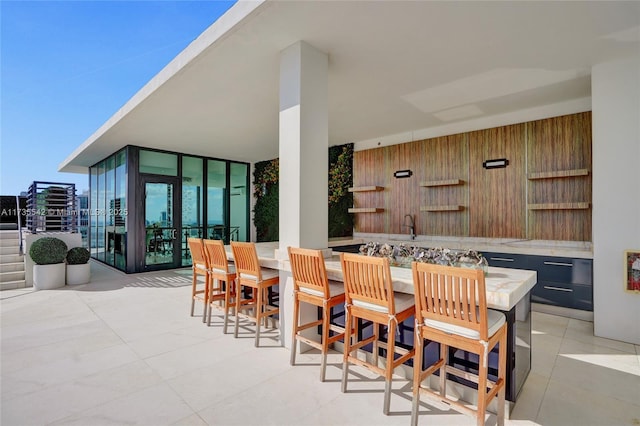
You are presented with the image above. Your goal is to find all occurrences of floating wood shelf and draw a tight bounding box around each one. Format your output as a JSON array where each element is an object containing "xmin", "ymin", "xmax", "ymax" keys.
[
  {"xmin": 528, "ymin": 169, "xmax": 589, "ymax": 180},
  {"xmin": 419, "ymin": 179, "xmax": 463, "ymax": 187},
  {"xmin": 348, "ymin": 186, "xmax": 384, "ymax": 192},
  {"xmin": 528, "ymin": 202, "xmax": 590, "ymax": 210},
  {"xmin": 348, "ymin": 207, "xmax": 384, "ymax": 213},
  {"xmin": 420, "ymin": 205, "xmax": 463, "ymax": 212}
]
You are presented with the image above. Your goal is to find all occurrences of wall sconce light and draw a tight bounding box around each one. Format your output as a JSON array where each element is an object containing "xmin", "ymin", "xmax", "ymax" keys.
[
  {"xmin": 483, "ymin": 159, "xmax": 509, "ymax": 169},
  {"xmin": 394, "ymin": 169, "xmax": 413, "ymax": 178}
]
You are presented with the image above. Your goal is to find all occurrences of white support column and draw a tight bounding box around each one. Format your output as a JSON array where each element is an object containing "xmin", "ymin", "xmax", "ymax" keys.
[
  {"xmin": 277, "ymin": 41, "xmax": 329, "ymax": 349},
  {"xmin": 278, "ymin": 41, "xmax": 329, "ymax": 255}
]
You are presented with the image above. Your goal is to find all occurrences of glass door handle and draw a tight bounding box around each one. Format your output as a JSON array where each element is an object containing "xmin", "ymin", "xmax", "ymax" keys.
[{"xmin": 171, "ymin": 229, "xmax": 177, "ymax": 240}]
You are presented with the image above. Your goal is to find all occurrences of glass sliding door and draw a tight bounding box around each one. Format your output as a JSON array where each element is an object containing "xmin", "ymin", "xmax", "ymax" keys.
[{"xmin": 143, "ymin": 178, "xmax": 181, "ymax": 269}]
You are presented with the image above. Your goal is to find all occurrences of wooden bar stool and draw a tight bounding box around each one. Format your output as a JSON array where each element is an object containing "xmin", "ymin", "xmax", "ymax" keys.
[
  {"xmin": 230, "ymin": 241, "xmax": 280, "ymax": 347},
  {"xmin": 339, "ymin": 252, "xmax": 415, "ymax": 415},
  {"xmin": 411, "ymin": 263, "xmax": 507, "ymax": 426},
  {"xmin": 187, "ymin": 238, "xmax": 210, "ymax": 323},
  {"xmin": 203, "ymin": 239, "xmax": 236, "ymax": 332},
  {"xmin": 288, "ymin": 246, "xmax": 347, "ymax": 382}
]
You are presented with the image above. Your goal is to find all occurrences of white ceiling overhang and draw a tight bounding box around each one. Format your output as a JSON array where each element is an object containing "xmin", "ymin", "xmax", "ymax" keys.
[{"xmin": 59, "ymin": 0, "xmax": 640, "ymax": 173}]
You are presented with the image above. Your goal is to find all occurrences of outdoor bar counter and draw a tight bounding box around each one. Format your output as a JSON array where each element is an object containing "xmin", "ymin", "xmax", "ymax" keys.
[{"xmin": 227, "ymin": 242, "xmax": 537, "ymax": 403}]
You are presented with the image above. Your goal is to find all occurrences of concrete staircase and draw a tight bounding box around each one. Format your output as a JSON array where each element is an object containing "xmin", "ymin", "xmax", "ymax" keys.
[{"xmin": 0, "ymin": 230, "xmax": 26, "ymax": 290}]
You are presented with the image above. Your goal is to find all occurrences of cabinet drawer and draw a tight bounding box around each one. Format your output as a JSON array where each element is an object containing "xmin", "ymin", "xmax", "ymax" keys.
[
  {"xmin": 529, "ymin": 255, "xmax": 574, "ymax": 283},
  {"xmin": 528, "ymin": 256, "xmax": 592, "ymax": 285},
  {"xmin": 483, "ymin": 252, "xmax": 528, "ymax": 269},
  {"xmin": 532, "ymin": 281, "xmax": 574, "ymax": 308}
]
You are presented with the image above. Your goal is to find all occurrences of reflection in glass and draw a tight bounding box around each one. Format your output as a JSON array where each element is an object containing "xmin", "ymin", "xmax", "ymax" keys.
[
  {"xmin": 105, "ymin": 156, "xmax": 115, "ymax": 266},
  {"xmin": 207, "ymin": 160, "xmax": 227, "ymax": 241},
  {"xmin": 139, "ymin": 150, "xmax": 178, "ymax": 176},
  {"xmin": 230, "ymin": 162, "xmax": 248, "ymax": 242},
  {"xmin": 182, "ymin": 157, "xmax": 203, "ymax": 265},
  {"xmin": 114, "ymin": 150, "xmax": 127, "ymax": 270},
  {"xmin": 97, "ymin": 161, "xmax": 106, "ymax": 263},
  {"xmin": 145, "ymin": 182, "xmax": 175, "ymax": 266},
  {"xmin": 89, "ymin": 168, "xmax": 98, "ymax": 257}
]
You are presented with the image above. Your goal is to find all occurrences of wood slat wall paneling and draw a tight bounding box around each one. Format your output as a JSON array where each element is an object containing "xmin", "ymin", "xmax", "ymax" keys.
[
  {"xmin": 469, "ymin": 124, "xmax": 526, "ymax": 238},
  {"xmin": 419, "ymin": 134, "xmax": 469, "ymax": 236},
  {"xmin": 527, "ymin": 112, "xmax": 592, "ymax": 241},
  {"xmin": 391, "ymin": 141, "xmax": 421, "ymax": 236},
  {"xmin": 351, "ymin": 112, "xmax": 591, "ymax": 242},
  {"xmin": 353, "ymin": 149, "xmax": 386, "ymax": 233}
]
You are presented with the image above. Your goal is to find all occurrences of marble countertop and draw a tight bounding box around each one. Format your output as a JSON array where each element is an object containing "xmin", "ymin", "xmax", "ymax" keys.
[
  {"xmin": 229, "ymin": 242, "xmax": 537, "ymax": 312},
  {"xmin": 334, "ymin": 234, "xmax": 593, "ymax": 259}
]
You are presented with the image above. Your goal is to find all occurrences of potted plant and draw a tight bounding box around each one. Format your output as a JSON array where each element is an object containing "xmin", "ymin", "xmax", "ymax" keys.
[
  {"xmin": 66, "ymin": 247, "xmax": 91, "ymax": 285},
  {"xmin": 29, "ymin": 237, "xmax": 67, "ymax": 290}
]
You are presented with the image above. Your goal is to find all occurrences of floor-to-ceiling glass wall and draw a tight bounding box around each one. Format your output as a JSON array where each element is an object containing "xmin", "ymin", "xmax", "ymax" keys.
[
  {"xmin": 104, "ymin": 156, "xmax": 115, "ymax": 266},
  {"xmin": 96, "ymin": 160, "xmax": 106, "ymax": 263},
  {"xmin": 182, "ymin": 156, "xmax": 203, "ymax": 265},
  {"xmin": 89, "ymin": 168, "xmax": 98, "ymax": 259},
  {"xmin": 89, "ymin": 146, "xmax": 250, "ymax": 273},
  {"xmin": 89, "ymin": 147, "xmax": 127, "ymax": 270},
  {"xmin": 230, "ymin": 162, "xmax": 248, "ymax": 242},
  {"xmin": 113, "ymin": 150, "xmax": 127, "ymax": 270},
  {"xmin": 207, "ymin": 159, "xmax": 227, "ymax": 241}
]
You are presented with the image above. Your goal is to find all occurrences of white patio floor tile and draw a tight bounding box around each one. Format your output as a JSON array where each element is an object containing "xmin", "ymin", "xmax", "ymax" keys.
[
  {"xmin": 49, "ymin": 383, "xmax": 194, "ymax": 426},
  {"xmin": 536, "ymin": 378, "xmax": 640, "ymax": 426},
  {"xmin": 1, "ymin": 268, "xmax": 638, "ymax": 426}
]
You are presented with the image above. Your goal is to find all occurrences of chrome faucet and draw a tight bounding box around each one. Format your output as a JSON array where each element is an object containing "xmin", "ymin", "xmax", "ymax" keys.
[{"xmin": 403, "ymin": 214, "xmax": 415, "ymax": 240}]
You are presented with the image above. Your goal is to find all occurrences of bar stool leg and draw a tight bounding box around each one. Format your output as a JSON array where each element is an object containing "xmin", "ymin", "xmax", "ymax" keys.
[
  {"xmin": 234, "ymin": 281, "xmax": 241, "ymax": 338},
  {"xmin": 411, "ymin": 332, "xmax": 424, "ymax": 426},
  {"xmin": 497, "ymin": 330, "xmax": 507, "ymax": 426},
  {"xmin": 290, "ymin": 292, "xmax": 300, "ymax": 366},
  {"xmin": 320, "ymin": 303, "xmax": 331, "ymax": 382},
  {"xmin": 341, "ymin": 308, "xmax": 353, "ymax": 393},
  {"xmin": 439, "ymin": 343, "xmax": 447, "ymax": 398},
  {"xmin": 255, "ymin": 285, "xmax": 263, "ymax": 347},
  {"xmin": 383, "ymin": 321, "xmax": 396, "ymax": 415},
  {"xmin": 477, "ymin": 349, "xmax": 489, "ymax": 426}
]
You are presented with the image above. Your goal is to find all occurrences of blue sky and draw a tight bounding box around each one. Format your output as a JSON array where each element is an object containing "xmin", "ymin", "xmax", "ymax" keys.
[{"xmin": 1, "ymin": 0, "xmax": 235, "ymax": 196}]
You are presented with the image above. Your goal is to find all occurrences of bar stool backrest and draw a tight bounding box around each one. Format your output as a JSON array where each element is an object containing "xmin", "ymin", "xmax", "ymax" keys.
[
  {"xmin": 340, "ymin": 252, "xmax": 395, "ymax": 314},
  {"xmin": 288, "ymin": 247, "xmax": 330, "ymax": 299},
  {"xmin": 187, "ymin": 238, "xmax": 207, "ymax": 269},
  {"xmin": 412, "ymin": 263, "xmax": 489, "ymax": 341},
  {"xmin": 230, "ymin": 241, "xmax": 263, "ymax": 282},
  {"xmin": 204, "ymin": 239, "xmax": 231, "ymax": 273}
]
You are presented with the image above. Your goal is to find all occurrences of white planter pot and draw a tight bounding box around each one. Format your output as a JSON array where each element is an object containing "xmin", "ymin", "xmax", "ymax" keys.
[
  {"xmin": 33, "ymin": 263, "xmax": 66, "ymax": 290},
  {"xmin": 66, "ymin": 263, "xmax": 90, "ymax": 285}
]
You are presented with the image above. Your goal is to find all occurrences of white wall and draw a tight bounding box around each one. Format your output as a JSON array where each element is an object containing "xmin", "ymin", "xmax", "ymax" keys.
[{"xmin": 592, "ymin": 55, "xmax": 640, "ymax": 345}]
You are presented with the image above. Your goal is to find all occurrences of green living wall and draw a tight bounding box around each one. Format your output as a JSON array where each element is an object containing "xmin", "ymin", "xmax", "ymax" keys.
[{"xmin": 253, "ymin": 144, "xmax": 354, "ymax": 242}]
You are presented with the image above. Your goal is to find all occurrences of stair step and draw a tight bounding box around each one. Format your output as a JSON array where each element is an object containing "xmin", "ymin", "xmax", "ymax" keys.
[
  {"xmin": 0, "ymin": 230, "xmax": 20, "ymax": 239},
  {"xmin": 0, "ymin": 262, "xmax": 24, "ymax": 273},
  {"xmin": 0, "ymin": 270, "xmax": 25, "ymax": 282},
  {"xmin": 0, "ymin": 280, "xmax": 27, "ymax": 290},
  {"xmin": 0, "ymin": 253, "xmax": 24, "ymax": 264},
  {"xmin": 0, "ymin": 238, "xmax": 20, "ymax": 248},
  {"xmin": 0, "ymin": 246, "xmax": 21, "ymax": 255}
]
